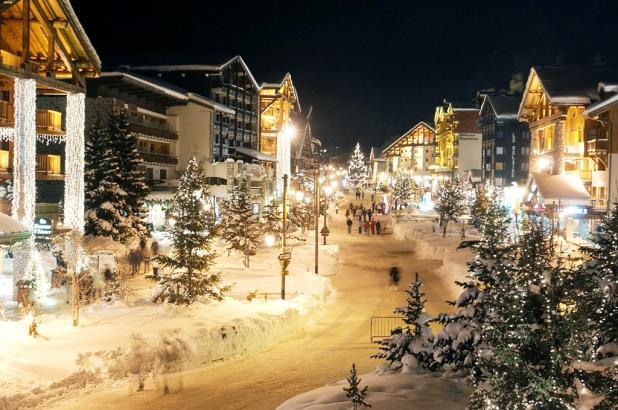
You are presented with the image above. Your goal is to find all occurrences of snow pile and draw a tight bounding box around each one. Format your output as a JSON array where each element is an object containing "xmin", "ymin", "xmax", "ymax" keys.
[
  {"xmin": 0, "ymin": 242, "xmax": 337, "ymax": 409},
  {"xmin": 277, "ymin": 366, "xmax": 470, "ymax": 410}
]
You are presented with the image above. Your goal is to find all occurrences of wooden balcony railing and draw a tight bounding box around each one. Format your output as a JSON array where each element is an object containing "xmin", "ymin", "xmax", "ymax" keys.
[
  {"xmin": 139, "ymin": 151, "xmax": 178, "ymax": 166},
  {"xmin": 37, "ymin": 110, "xmax": 62, "ymax": 132},
  {"xmin": 586, "ymin": 139, "xmax": 608, "ymax": 155}
]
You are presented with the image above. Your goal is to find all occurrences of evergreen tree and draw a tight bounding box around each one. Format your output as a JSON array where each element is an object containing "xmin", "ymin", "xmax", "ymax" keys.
[
  {"xmin": 568, "ymin": 201, "xmax": 618, "ymax": 408},
  {"xmin": 469, "ymin": 216, "xmax": 578, "ymax": 409},
  {"xmin": 433, "ymin": 179, "xmax": 467, "ymax": 237},
  {"xmin": 374, "ymin": 273, "xmax": 435, "ymax": 370},
  {"xmin": 261, "ymin": 198, "xmax": 282, "ymax": 243},
  {"xmin": 343, "ymin": 364, "xmax": 371, "ymax": 410},
  {"xmin": 84, "ymin": 120, "xmax": 130, "ymax": 241},
  {"xmin": 346, "ymin": 143, "xmax": 368, "ymax": 188},
  {"xmin": 433, "ymin": 196, "xmax": 512, "ymax": 379},
  {"xmin": 290, "ymin": 199, "xmax": 313, "ymax": 233},
  {"xmin": 149, "ymin": 156, "xmax": 229, "ymax": 305},
  {"xmin": 392, "ymin": 174, "xmax": 412, "ymax": 204},
  {"xmin": 109, "ymin": 110, "xmax": 150, "ymax": 238},
  {"xmin": 220, "ymin": 180, "xmax": 262, "ymax": 268},
  {"xmin": 469, "ymin": 186, "xmax": 490, "ymax": 231}
]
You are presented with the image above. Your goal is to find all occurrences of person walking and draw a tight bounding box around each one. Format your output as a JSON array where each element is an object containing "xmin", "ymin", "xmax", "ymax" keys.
[
  {"xmin": 345, "ymin": 209, "xmax": 350, "ymax": 218},
  {"xmin": 368, "ymin": 209, "xmax": 373, "ymax": 221},
  {"xmin": 363, "ymin": 219, "xmax": 370, "ymax": 235},
  {"xmin": 357, "ymin": 217, "xmax": 363, "ymax": 234},
  {"xmin": 376, "ymin": 220, "xmax": 382, "ymax": 235},
  {"xmin": 389, "ymin": 264, "xmax": 401, "ymax": 291},
  {"xmin": 335, "ymin": 204, "xmax": 339, "ymax": 215},
  {"xmin": 346, "ymin": 217, "xmax": 353, "ymax": 234},
  {"xmin": 370, "ymin": 218, "xmax": 376, "ymax": 235}
]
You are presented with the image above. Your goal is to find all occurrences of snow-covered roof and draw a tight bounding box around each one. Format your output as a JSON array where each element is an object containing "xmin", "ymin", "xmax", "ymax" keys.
[
  {"xmin": 99, "ymin": 72, "xmax": 189, "ymax": 101},
  {"xmin": 59, "ymin": 0, "xmax": 102, "ymax": 71},
  {"xmin": 129, "ymin": 56, "xmax": 260, "ymax": 91},
  {"xmin": 528, "ymin": 172, "xmax": 592, "ymax": 206},
  {"xmin": 585, "ymin": 84, "xmax": 618, "ymax": 116},
  {"xmin": 0, "ymin": 212, "xmax": 29, "ymax": 234},
  {"xmin": 480, "ymin": 94, "xmax": 520, "ymax": 119},
  {"xmin": 381, "ymin": 121, "xmax": 436, "ymax": 154},
  {"xmin": 235, "ymin": 147, "xmax": 276, "ymax": 162}
]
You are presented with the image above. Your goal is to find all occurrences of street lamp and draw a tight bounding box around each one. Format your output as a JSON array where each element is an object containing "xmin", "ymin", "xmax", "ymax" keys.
[{"xmin": 322, "ymin": 186, "xmax": 333, "ymax": 245}]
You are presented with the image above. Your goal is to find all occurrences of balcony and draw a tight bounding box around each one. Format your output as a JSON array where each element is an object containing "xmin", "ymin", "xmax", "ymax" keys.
[
  {"xmin": 586, "ymin": 139, "xmax": 608, "ymax": 156},
  {"xmin": 0, "ymin": 102, "xmax": 63, "ymax": 134},
  {"xmin": 128, "ymin": 121, "xmax": 178, "ymax": 142},
  {"xmin": 139, "ymin": 151, "xmax": 178, "ymax": 166}
]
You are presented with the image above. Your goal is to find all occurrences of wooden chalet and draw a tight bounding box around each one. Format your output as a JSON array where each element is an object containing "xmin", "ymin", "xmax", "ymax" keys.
[{"xmin": 381, "ymin": 121, "xmax": 436, "ymax": 180}]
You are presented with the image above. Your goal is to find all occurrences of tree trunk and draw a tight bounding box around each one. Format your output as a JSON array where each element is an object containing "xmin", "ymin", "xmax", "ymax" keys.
[{"xmin": 442, "ymin": 222, "xmax": 448, "ymax": 238}]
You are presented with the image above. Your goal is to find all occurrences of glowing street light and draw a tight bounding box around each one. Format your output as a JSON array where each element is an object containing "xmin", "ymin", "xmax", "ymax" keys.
[
  {"xmin": 295, "ymin": 191, "xmax": 305, "ymax": 201},
  {"xmin": 264, "ymin": 234, "xmax": 276, "ymax": 247}
]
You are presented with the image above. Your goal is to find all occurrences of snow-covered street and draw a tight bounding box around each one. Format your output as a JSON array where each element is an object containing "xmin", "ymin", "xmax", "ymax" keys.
[{"xmin": 44, "ymin": 200, "xmax": 469, "ymax": 410}]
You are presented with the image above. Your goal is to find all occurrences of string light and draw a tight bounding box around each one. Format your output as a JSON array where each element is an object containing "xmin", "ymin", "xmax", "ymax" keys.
[
  {"xmin": 64, "ymin": 93, "xmax": 85, "ymax": 233},
  {"xmin": 11, "ymin": 78, "xmax": 37, "ymax": 230}
]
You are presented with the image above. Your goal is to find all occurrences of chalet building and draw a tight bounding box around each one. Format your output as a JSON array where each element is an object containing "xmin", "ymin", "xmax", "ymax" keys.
[
  {"xmin": 125, "ymin": 56, "xmax": 260, "ymax": 163},
  {"xmin": 518, "ymin": 66, "xmax": 618, "ymax": 211},
  {"xmin": 381, "ymin": 121, "xmax": 436, "ymax": 184},
  {"xmin": 433, "ymin": 103, "xmax": 482, "ymax": 181},
  {"xmin": 478, "ymin": 93, "xmax": 531, "ymax": 187},
  {"xmin": 0, "ymin": 0, "xmax": 100, "ymax": 233},
  {"xmin": 584, "ymin": 83, "xmax": 618, "ymax": 211}
]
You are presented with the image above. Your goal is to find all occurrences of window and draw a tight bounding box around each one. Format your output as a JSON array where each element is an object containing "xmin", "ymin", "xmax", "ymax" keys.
[
  {"xmin": 0, "ymin": 149, "xmax": 8, "ymax": 169},
  {"xmin": 496, "ymin": 147, "xmax": 504, "ymax": 155},
  {"xmin": 521, "ymin": 147, "xmax": 530, "ymax": 155},
  {"xmin": 495, "ymin": 162, "xmax": 504, "ymax": 170},
  {"xmin": 48, "ymin": 155, "xmax": 61, "ymax": 174},
  {"xmin": 521, "ymin": 162, "xmax": 529, "ymax": 171},
  {"xmin": 146, "ymin": 168, "xmax": 154, "ymax": 181},
  {"xmin": 159, "ymin": 169, "xmax": 167, "ymax": 180}
]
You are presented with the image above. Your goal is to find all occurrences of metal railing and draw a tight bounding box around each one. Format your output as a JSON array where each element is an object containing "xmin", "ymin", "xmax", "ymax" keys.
[{"xmin": 370, "ymin": 316, "xmax": 407, "ymax": 343}]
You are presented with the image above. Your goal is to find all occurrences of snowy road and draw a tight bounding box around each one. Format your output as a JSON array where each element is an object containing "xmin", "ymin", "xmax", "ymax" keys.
[{"xmin": 47, "ymin": 203, "xmax": 460, "ymax": 410}]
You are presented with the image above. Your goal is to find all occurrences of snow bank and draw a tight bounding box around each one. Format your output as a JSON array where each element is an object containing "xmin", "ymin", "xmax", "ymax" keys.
[
  {"xmin": 277, "ymin": 366, "xmax": 470, "ymax": 410},
  {"xmin": 0, "ymin": 242, "xmax": 338, "ymax": 410}
]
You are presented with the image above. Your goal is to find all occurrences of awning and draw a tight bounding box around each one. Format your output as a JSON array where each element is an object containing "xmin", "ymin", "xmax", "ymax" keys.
[
  {"xmin": 527, "ymin": 172, "xmax": 592, "ymax": 207},
  {"xmin": 235, "ymin": 147, "xmax": 277, "ymax": 162}
]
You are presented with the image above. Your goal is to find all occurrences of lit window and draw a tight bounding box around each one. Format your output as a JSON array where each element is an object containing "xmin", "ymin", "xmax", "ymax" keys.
[
  {"xmin": 496, "ymin": 162, "xmax": 504, "ymax": 170},
  {"xmin": 496, "ymin": 147, "xmax": 504, "ymax": 155}
]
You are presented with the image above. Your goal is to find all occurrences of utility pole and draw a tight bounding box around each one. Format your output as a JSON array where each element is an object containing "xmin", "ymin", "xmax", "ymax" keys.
[
  {"xmin": 323, "ymin": 194, "xmax": 328, "ymax": 245},
  {"xmin": 314, "ymin": 168, "xmax": 319, "ymax": 274}
]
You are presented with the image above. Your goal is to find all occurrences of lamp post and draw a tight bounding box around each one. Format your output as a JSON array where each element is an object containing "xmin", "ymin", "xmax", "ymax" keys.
[
  {"xmin": 322, "ymin": 186, "xmax": 333, "ymax": 245},
  {"xmin": 280, "ymin": 174, "xmax": 290, "ymax": 300},
  {"xmin": 314, "ymin": 168, "xmax": 319, "ymax": 274}
]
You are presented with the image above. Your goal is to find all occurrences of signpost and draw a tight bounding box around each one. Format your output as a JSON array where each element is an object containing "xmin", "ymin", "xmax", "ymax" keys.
[{"xmin": 33, "ymin": 218, "xmax": 52, "ymax": 243}]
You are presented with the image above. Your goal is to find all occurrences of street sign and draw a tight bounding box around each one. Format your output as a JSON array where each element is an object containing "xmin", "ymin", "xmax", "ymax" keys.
[
  {"xmin": 320, "ymin": 226, "xmax": 330, "ymax": 236},
  {"xmin": 278, "ymin": 252, "xmax": 291, "ymax": 261},
  {"xmin": 279, "ymin": 258, "xmax": 290, "ymax": 272},
  {"xmin": 33, "ymin": 218, "xmax": 52, "ymax": 243}
]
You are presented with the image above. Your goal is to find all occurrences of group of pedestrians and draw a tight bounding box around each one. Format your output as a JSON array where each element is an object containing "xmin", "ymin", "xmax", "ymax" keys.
[{"xmin": 344, "ymin": 203, "xmax": 382, "ymax": 236}]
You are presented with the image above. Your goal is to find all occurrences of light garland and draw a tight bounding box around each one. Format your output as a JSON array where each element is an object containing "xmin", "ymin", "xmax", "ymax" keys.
[
  {"xmin": 12, "ymin": 78, "xmax": 37, "ymax": 230},
  {"xmin": 276, "ymin": 123, "xmax": 293, "ymax": 195},
  {"xmin": 0, "ymin": 128, "xmax": 64, "ymax": 145},
  {"xmin": 64, "ymin": 93, "xmax": 85, "ymax": 234}
]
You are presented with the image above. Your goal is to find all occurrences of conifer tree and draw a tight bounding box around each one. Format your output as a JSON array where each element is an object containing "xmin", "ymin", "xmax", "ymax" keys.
[
  {"xmin": 343, "ymin": 364, "xmax": 371, "ymax": 410},
  {"xmin": 469, "ymin": 186, "xmax": 490, "ymax": 231},
  {"xmin": 220, "ymin": 180, "xmax": 262, "ymax": 268},
  {"xmin": 149, "ymin": 156, "xmax": 229, "ymax": 305},
  {"xmin": 433, "ymin": 195, "xmax": 512, "ymax": 379},
  {"xmin": 346, "ymin": 143, "xmax": 368, "ymax": 188},
  {"xmin": 261, "ymin": 198, "xmax": 282, "ymax": 243},
  {"xmin": 109, "ymin": 110, "xmax": 150, "ymax": 238},
  {"xmin": 433, "ymin": 179, "xmax": 467, "ymax": 237},
  {"xmin": 392, "ymin": 174, "xmax": 412, "ymax": 204},
  {"xmin": 84, "ymin": 120, "xmax": 130, "ymax": 241},
  {"xmin": 374, "ymin": 273, "xmax": 436, "ymax": 370}
]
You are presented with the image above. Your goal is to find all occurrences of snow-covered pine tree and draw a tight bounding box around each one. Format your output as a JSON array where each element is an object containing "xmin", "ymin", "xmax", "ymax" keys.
[
  {"xmin": 373, "ymin": 273, "xmax": 436, "ymax": 370},
  {"xmin": 392, "ymin": 174, "xmax": 412, "ymax": 204},
  {"xmin": 432, "ymin": 195, "xmax": 512, "ymax": 379},
  {"xmin": 568, "ymin": 201, "xmax": 618, "ymax": 408},
  {"xmin": 261, "ymin": 198, "xmax": 282, "ymax": 243},
  {"xmin": 469, "ymin": 185, "xmax": 489, "ymax": 231},
  {"xmin": 109, "ymin": 110, "xmax": 150, "ymax": 238},
  {"xmin": 290, "ymin": 199, "xmax": 313, "ymax": 233},
  {"xmin": 469, "ymin": 216, "xmax": 578, "ymax": 409},
  {"xmin": 343, "ymin": 363, "xmax": 371, "ymax": 410},
  {"xmin": 346, "ymin": 143, "xmax": 368, "ymax": 188},
  {"xmin": 219, "ymin": 180, "xmax": 261, "ymax": 268},
  {"xmin": 84, "ymin": 120, "xmax": 130, "ymax": 241},
  {"xmin": 433, "ymin": 179, "xmax": 467, "ymax": 237},
  {"xmin": 149, "ymin": 156, "xmax": 229, "ymax": 305}
]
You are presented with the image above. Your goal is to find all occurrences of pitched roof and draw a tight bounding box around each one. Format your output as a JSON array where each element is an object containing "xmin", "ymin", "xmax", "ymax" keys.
[
  {"xmin": 480, "ymin": 94, "xmax": 521, "ymax": 119},
  {"xmin": 381, "ymin": 121, "xmax": 436, "ymax": 154},
  {"xmin": 533, "ymin": 66, "xmax": 618, "ymax": 104},
  {"xmin": 454, "ymin": 109, "xmax": 480, "ymax": 134}
]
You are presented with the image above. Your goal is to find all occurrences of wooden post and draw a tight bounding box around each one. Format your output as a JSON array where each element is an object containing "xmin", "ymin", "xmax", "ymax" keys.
[
  {"xmin": 22, "ymin": 0, "xmax": 30, "ymax": 67},
  {"xmin": 47, "ymin": 31, "xmax": 55, "ymax": 77}
]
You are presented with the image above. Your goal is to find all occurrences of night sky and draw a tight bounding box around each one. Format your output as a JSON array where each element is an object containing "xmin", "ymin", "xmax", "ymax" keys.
[{"xmin": 74, "ymin": 0, "xmax": 618, "ymax": 154}]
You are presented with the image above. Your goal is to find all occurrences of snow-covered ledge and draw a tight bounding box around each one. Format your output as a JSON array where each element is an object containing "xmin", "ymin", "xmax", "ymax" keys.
[{"xmin": 64, "ymin": 93, "xmax": 86, "ymax": 233}]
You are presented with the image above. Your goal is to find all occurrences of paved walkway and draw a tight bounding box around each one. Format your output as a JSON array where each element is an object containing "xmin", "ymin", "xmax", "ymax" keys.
[{"xmin": 47, "ymin": 197, "xmax": 458, "ymax": 410}]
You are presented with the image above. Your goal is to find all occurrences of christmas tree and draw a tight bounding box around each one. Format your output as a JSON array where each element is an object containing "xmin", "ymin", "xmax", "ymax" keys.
[
  {"xmin": 109, "ymin": 110, "xmax": 150, "ymax": 238},
  {"xmin": 149, "ymin": 156, "xmax": 229, "ymax": 305},
  {"xmin": 220, "ymin": 180, "xmax": 262, "ymax": 268},
  {"xmin": 469, "ymin": 216, "xmax": 578, "ymax": 408},
  {"xmin": 261, "ymin": 198, "xmax": 282, "ymax": 243},
  {"xmin": 343, "ymin": 364, "xmax": 371, "ymax": 409},
  {"xmin": 469, "ymin": 185, "xmax": 490, "ymax": 231},
  {"xmin": 374, "ymin": 273, "xmax": 435, "ymax": 370},
  {"xmin": 346, "ymin": 143, "xmax": 368, "ymax": 188},
  {"xmin": 568, "ymin": 201, "xmax": 618, "ymax": 408},
  {"xmin": 392, "ymin": 174, "xmax": 412, "ymax": 204},
  {"xmin": 433, "ymin": 179, "xmax": 467, "ymax": 237},
  {"xmin": 84, "ymin": 120, "xmax": 131, "ymax": 241},
  {"xmin": 433, "ymin": 195, "xmax": 512, "ymax": 379}
]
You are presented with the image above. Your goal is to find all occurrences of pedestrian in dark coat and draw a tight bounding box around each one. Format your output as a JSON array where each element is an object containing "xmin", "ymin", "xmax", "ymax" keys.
[
  {"xmin": 376, "ymin": 220, "xmax": 382, "ymax": 235},
  {"xmin": 346, "ymin": 218, "xmax": 353, "ymax": 234}
]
